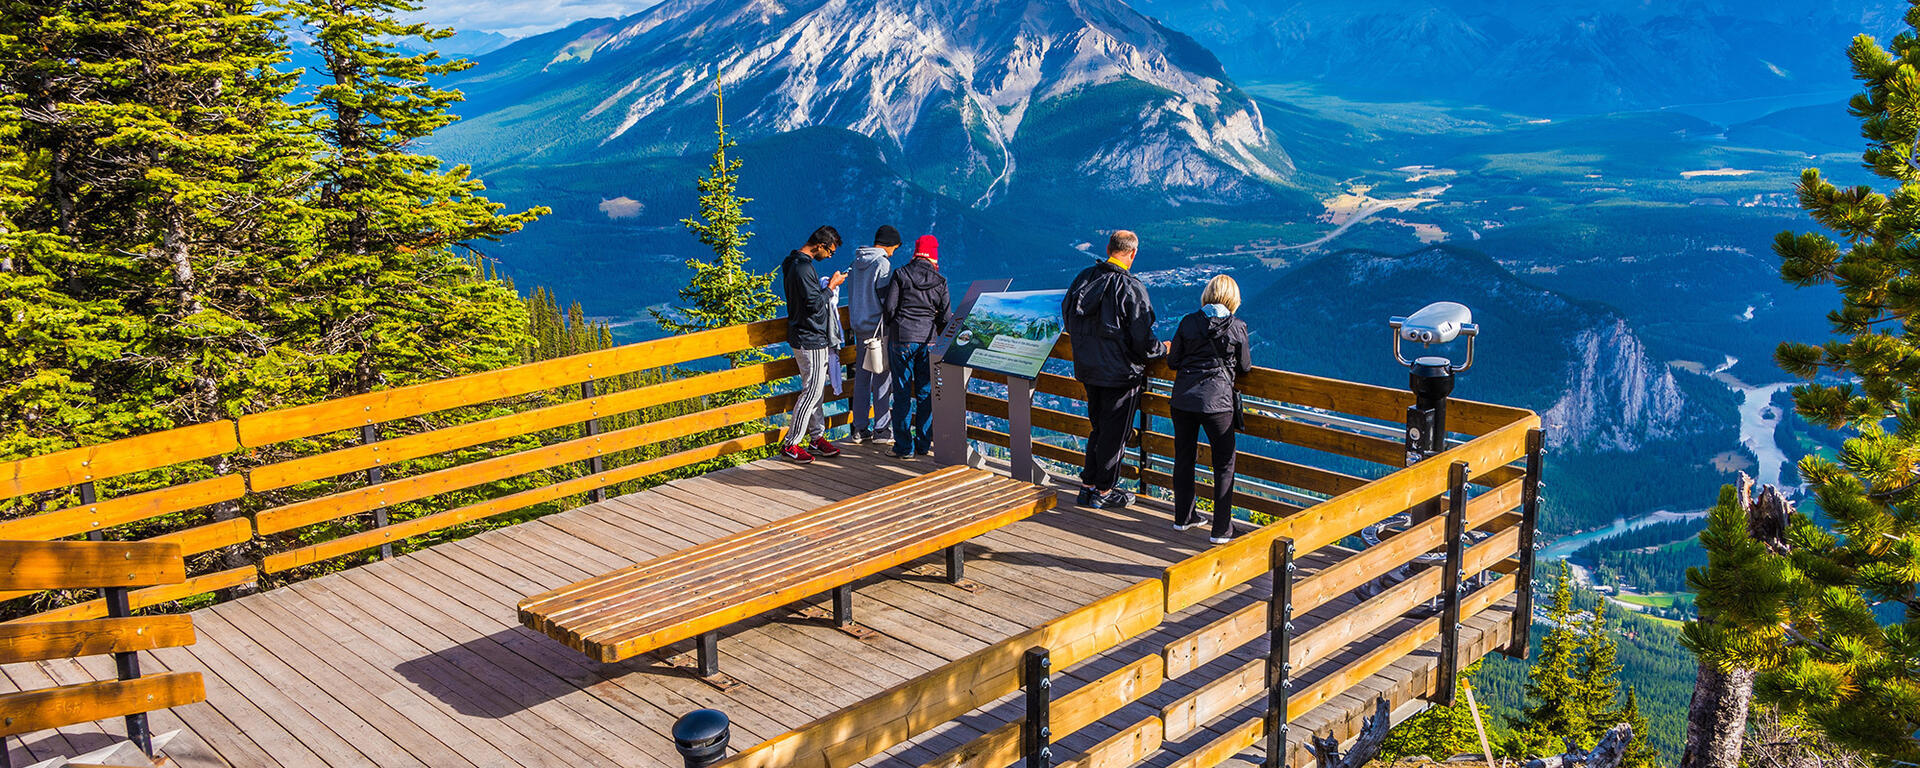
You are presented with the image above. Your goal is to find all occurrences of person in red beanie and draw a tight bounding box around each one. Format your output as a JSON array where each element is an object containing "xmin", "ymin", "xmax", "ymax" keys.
[{"xmin": 881, "ymin": 235, "xmax": 950, "ymax": 458}]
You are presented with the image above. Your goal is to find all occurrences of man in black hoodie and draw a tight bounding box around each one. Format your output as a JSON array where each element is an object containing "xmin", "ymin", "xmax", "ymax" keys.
[
  {"xmin": 779, "ymin": 225, "xmax": 848, "ymax": 464},
  {"xmin": 1062, "ymin": 230, "xmax": 1167, "ymax": 509},
  {"xmin": 882, "ymin": 235, "xmax": 950, "ymax": 458}
]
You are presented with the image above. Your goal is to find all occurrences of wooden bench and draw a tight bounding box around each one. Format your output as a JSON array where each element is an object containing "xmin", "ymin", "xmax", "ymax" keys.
[
  {"xmin": 516, "ymin": 465, "xmax": 1055, "ymax": 673},
  {"xmin": 1, "ymin": 540, "xmax": 207, "ymax": 766}
]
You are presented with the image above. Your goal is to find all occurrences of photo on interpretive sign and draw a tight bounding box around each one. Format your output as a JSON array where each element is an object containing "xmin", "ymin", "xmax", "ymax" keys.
[{"xmin": 941, "ymin": 290, "xmax": 1067, "ymax": 380}]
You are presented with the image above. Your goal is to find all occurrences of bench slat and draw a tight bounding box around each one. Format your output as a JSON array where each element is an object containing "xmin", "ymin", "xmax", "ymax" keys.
[{"xmin": 518, "ymin": 467, "xmax": 1054, "ymax": 663}]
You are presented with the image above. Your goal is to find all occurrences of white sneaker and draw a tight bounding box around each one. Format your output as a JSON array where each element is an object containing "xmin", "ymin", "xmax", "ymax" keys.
[
  {"xmin": 1173, "ymin": 522, "xmax": 1196, "ymax": 532},
  {"xmin": 1209, "ymin": 536, "xmax": 1232, "ymax": 545}
]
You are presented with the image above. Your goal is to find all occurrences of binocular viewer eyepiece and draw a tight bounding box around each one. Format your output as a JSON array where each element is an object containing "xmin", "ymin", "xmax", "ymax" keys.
[{"xmin": 1389, "ymin": 301, "xmax": 1478, "ymax": 374}]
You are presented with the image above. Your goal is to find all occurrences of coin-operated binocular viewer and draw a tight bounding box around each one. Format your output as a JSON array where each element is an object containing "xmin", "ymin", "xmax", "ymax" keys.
[{"xmin": 1389, "ymin": 301, "xmax": 1479, "ymax": 466}]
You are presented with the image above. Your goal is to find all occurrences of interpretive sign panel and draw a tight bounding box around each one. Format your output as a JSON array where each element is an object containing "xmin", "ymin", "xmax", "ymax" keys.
[{"xmin": 940, "ymin": 290, "xmax": 1067, "ymax": 380}]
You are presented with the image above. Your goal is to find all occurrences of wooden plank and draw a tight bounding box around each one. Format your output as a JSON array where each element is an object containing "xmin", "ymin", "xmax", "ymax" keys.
[
  {"xmin": 920, "ymin": 653, "xmax": 1164, "ymax": 768},
  {"xmin": 1163, "ymin": 415, "xmax": 1538, "ymax": 612},
  {"xmin": 262, "ymin": 424, "xmax": 790, "ymax": 572},
  {"xmin": 0, "ymin": 615, "xmax": 196, "ymax": 664},
  {"xmin": 235, "ymin": 314, "xmax": 795, "ymax": 447},
  {"xmin": 0, "ymin": 672, "xmax": 205, "ymax": 737},
  {"xmin": 1058, "ymin": 714, "xmax": 1163, "ymax": 768},
  {"xmin": 150, "ymin": 517, "xmax": 253, "ymax": 557},
  {"xmin": 0, "ymin": 540, "xmax": 184, "ymax": 591},
  {"xmin": 254, "ymin": 389, "xmax": 804, "ymax": 536},
  {"xmin": 1166, "ymin": 715, "xmax": 1263, "ymax": 768},
  {"xmin": 16, "ymin": 566, "xmax": 257, "ymax": 624},
  {"xmin": 249, "ymin": 355, "xmax": 805, "ymax": 491},
  {"xmin": 0, "ymin": 475, "xmax": 246, "ymax": 542},
  {"xmin": 0, "ymin": 421, "xmax": 237, "ymax": 501},
  {"xmin": 720, "ymin": 579, "xmax": 1164, "ymax": 768}
]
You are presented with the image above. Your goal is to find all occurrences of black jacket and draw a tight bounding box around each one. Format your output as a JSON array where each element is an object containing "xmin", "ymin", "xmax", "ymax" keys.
[
  {"xmin": 782, "ymin": 249, "xmax": 834, "ymax": 350},
  {"xmin": 1167, "ymin": 310, "xmax": 1252, "ymax": 414},
  {"xmin": 883, "ymin": 257, "xmax": 950, "ymax": 344},
  {"xmin": 1062, "ymin": 261, "xmax": 1162, "ymax": 388}
]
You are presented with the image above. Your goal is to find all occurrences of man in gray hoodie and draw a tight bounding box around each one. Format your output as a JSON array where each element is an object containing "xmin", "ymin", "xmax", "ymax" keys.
[{"xmin": 846, "ymin": 226, "xmax": 900, "ymax": 443}]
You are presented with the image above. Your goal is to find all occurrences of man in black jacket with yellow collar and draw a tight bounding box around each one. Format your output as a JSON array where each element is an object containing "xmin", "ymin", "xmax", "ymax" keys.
[{"xmin": 1061, "ymin": 230, "xmax": 1167, "ymax": 509}]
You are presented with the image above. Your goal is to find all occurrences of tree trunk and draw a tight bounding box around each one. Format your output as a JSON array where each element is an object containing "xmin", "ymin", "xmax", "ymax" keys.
[{"xmin": 1681, "ymin": 662, "xmax": 1756, "ymax": 768}]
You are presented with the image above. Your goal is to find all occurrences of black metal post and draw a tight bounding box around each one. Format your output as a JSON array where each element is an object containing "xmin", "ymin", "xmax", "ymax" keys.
[
  {"xmin": 695, "ymin": 631, "xmax": 719, "ymax": 678},
  {"xmin": 945, "ymin": 543, "xmax": 965, "ymax": 584},
  {"xmin": 360, "ymin": 423, "xmax": 392, "ymax": 560},
  {"xmin": 1432, "ymin": 461, "xmax": 1469, "ymax": 707},
  {"xmin": 831, "ymin": 584, "xmax": 853, "ymax": 628},
  {"xmin": 1021, "ymin": 647, "xmax": 1052, "ymax": 768},
  {"xmin": 79, "ymin": 481, "xmax": 103, "ymax": 541},
  {"xmin": 673, "ymin": 709, "xmax": 731, "ymax": 768},
  {"xmin": 104, "ymin": 586, "xmax": 153, "ymax": 756},
  {"xmin": 1507, "ymin": 428, "xmax": 1545, "ymax": 659},
  {"xmin": 581, "ymin": 380, "xmax": 607, "ymax": 504},
  {"xmin": 1404, "ymin": 360, "xmax": 1455, "ymax": 526},
  {"xmin": 1265, "ymin": 537, "xmax": 1295, "ymax": 768}
]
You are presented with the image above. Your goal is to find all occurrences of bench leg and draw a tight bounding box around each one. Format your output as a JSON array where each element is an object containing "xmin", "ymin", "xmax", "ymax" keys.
[
  {"xmin": 697, "ymin": 631, "xmax": 719, "ymax": 678},
  {"xmin": 946, "ymin": 543, "xmax": 965, "ymax": 584},
  {"xmin": 832, "ymin": 584, "xmax": 854, "ymax": 628}
]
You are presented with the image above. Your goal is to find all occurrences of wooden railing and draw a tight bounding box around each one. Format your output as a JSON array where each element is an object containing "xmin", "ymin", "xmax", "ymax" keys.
[
  {"xmin": 714, "ymin": 339, "xmax": 1544, "ymax": 768},
  {"xmin": 1, "ymin": 315, "xmax": 853, "ymax": 623},
  {"xmin": 1, "ymin": 315, "xmax": 1542, "ymax": 768},
  {"xmin": 0, "ymin": 540, "xmax": 208, "ymax": 761}
]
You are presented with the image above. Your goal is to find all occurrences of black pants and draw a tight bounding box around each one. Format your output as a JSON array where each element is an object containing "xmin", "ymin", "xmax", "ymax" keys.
[
  {"xmin": 1080, "ymin": 382, "xmax": 1143, "ymax": 491},
  {"xmin": 1172, "ymin": 408, "xmax": 1238, "ymax": 538}
]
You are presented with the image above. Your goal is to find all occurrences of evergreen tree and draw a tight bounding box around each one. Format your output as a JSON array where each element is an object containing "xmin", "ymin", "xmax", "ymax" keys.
[
  {"xmin": 1575, "ymin": 599, "xmax": 1623, "ymax": 745},
  {"xmin": 1618, "ymin": 687, "xmax": 1658, "ymax": 768},
  {"xmin": 1522, "ymin": 561, "xmax": 1590, "ymax": 752},
  {"xmin": 652, "ymin": 81, "xmax": 780, "ymax": 366},
  {"xmin": 1695, "ymin": 5, "xmax": 1920, "ymax": 760},
  {"xmin": 1381, "ymin": 662, "xmax": 1497, "ymax": 761},
  {"xmin": 283, "ymin": 0, "xmax": 540, "ymax": 398}
]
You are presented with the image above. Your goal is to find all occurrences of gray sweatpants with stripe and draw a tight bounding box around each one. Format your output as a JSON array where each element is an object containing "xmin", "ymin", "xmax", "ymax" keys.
[{"xmin": 784, "ymin": 345, "xmax": 833, "ymax": 447}]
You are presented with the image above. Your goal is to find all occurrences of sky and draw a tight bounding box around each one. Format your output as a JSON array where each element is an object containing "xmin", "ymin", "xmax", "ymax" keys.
[{"xmin": 409, "ymin": 0, "xmax": 658, "ymax": 38}]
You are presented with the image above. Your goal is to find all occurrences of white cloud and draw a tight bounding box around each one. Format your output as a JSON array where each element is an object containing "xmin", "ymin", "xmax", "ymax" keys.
[
  {"xmin": 598, "ymin": 196, "xmax": 644, "ymax": 219},
  {"xmin": 408, "ymin": 0, "xmax": 659, "ymax": 38}
]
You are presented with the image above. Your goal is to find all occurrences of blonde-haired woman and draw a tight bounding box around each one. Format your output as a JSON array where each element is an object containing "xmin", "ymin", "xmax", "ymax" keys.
[{"xmin": 1167, "ymin": 274, "xmax": 1252, "ymax": 544}]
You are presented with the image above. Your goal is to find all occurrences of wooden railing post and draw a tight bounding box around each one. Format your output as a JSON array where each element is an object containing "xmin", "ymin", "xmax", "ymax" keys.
[
  {"xmin": 360, "ymin": 423, "xmax": 392, "ymax": 560},
  {"xmin": 1266, "ymin": 537, "xmax": 1295, "ymax": 768},
  {"xmin": 1432, "ymin": 461, "xmax": 1469, "ymax": 706},
  {"xmin": 103, "ymin": 585, "xmax": 154, "ymax": 757},
  {"xmin": 1506, "ymin": 428, "xmax": 1545, "ymax": 659},
  {"xmin": 1022, "ymin": 646, "xmax": 1053, "ymax": 768},
  {"xmin": 581, "ymin": 380, "xmax": 607, "ymax": 504}
]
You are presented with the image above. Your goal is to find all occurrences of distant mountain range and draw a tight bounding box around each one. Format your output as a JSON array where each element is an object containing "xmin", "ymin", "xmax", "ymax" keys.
[
  {"xmin": 437, "ymin": 0, "xmax": 1296, "ymax": 206},
  {"xmin": 1129, "ymin": 0, "xmax": 1899, "ymax": 114}
]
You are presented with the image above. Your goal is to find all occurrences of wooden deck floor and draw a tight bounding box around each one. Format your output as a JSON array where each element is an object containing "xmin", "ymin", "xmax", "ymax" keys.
[{"xmin": 3, "ymin": 443, "xmax": 1516, "ymax": 768}]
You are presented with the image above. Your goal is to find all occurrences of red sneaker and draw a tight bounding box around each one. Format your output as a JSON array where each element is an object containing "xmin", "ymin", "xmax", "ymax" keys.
[
  {"xmin": 781, "ymin": 444, "xmax": 815, "ymax": 464},
  {"xmin": 809, "ymin": 436, "xmax": 842, "ymax": 457}
]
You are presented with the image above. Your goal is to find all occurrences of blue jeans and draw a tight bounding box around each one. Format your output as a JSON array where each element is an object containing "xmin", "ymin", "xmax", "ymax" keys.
[{"xmin": 890, "ymin": 342, "xmax": 933, "ymax": 454}]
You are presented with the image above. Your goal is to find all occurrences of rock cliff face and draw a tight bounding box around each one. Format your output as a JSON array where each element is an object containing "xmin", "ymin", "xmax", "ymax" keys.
[
  {"xmin": 440, "ymin": 0, "xmax": 1293, "ymax": 206},
  {"xmin": 1542, "ymin": 319, "xmax": 1690, "ymax": 451}
]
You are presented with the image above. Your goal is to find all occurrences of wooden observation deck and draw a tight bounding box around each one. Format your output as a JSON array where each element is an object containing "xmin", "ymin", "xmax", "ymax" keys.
[{"xmin": 1, "ymin": 315, "xmax": 1543, "ymax": 768}]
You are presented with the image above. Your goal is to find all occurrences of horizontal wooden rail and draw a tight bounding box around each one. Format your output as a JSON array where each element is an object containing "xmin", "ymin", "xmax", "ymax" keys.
[
  {"xmin": 1, "ymin": 422, "xmax": 237, "ymax": 501},
  {"xmin": 0, "ymin": 615, "xmax": 196, "ymax": 664},
  {"xmin": 0, "ymin": 541, "xmax": 186, "ymax": 592},
  {"xmin": 0, "ymin": 475, "xmax": 246, "ymax": 543},
  {"xmin": 717, "ymin": 579, "xmax": 1165, "ymax": 768},
  {"xmin": 0, "ymin": 672, "xmax": 205, "ymax": 738},
  {"xmin": 17, "ymin": 566, "xmax": 257, "ymax": 624},
  {"xmin": 1059, "ymin": 714, "xmax": 1164, "ymax": 768}
]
